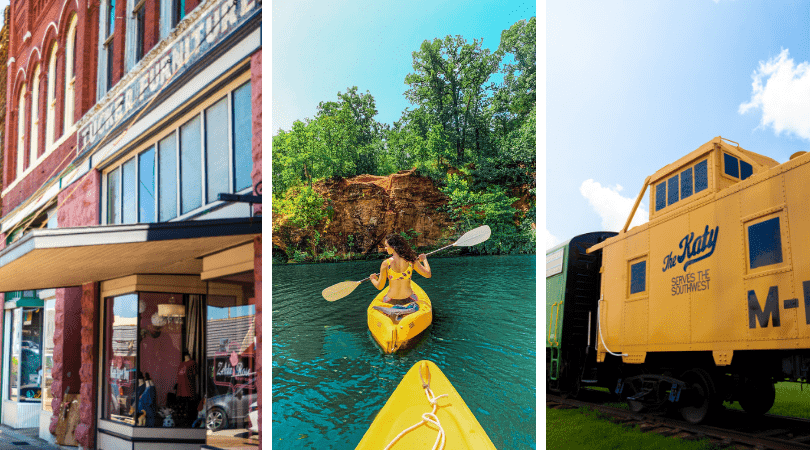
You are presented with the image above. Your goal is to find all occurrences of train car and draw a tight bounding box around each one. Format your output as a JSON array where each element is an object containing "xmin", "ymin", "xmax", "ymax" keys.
[
  {"xmin": 546, "ymin": 231, "xmax": 617, "ymax": 397},
  {"xmin": 549, "ymin": 136, "xmax": 810, "ymax": 423}
]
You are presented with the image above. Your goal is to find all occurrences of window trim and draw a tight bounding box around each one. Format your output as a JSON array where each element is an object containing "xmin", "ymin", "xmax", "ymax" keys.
[
  {"xmin": 45, "ymin": 43, "xmax": 58, "ymax": 149},
  {"xmin": 133, "ymin": 1, "xmax": 146, "ymax": 63},
  {"xmin": 98, "ymin": 0, "xmax": 116, "ymax": 98},
  {"xmin": 627, "ymin": 254, "xmax": 649, "ymax": 297},
  {"xmin": 723, "ymin": 152, "xmax": 740, "ymax": 180},
  {"xmin": 30, "ymin": 65, "xmax": 41, "ymax": 165},
  {"xmin": 64, "ymin": 15, "xmax": 78, "ymax": 131},
  {"xmin": 16, "ymin": 84, "xmax": 28, "ymax": 179},
  {"xmin": 744, "ymin": 208, "xmax": 790, "ymax": 275}
]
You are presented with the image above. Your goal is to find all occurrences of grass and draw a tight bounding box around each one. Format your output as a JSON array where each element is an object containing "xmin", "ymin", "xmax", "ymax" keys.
[
  {"xmin": 547, "ymin": 382, "xmax": 810, "ymax": 449},
  {"xmin": 546, "ymin": 406, "xmax": 722, "ymax": 450},
  {"xmin": 725, "ymin": 382, "xmax": 810, "ymax": 419}
]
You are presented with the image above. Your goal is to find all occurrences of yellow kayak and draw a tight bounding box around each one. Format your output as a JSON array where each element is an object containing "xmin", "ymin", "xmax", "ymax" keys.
[
  {"xmin": 367, "ymin": 281, "xmax": 432, "ymax": 353},
  {"xmin": 355, "ymin": 360, "xmax": 496, "ymax": 449}
]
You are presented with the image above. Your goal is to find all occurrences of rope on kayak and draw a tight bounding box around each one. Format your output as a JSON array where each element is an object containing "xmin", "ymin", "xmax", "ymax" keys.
[{"xmin": 384, "ymin": 362, "xmax": 449, "ymax": 450}]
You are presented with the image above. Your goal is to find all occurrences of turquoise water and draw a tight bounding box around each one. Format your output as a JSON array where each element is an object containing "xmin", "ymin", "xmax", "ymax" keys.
[{"xmin": 272, "ymin": 255, "xmax": 537, "ymax": 449}]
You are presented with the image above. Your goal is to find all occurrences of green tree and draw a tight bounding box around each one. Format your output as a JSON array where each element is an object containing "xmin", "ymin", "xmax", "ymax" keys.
[
  {"xmin": 440, "ymin": 174, "xmax": 534, "ymax": 254},
  {"xmin": 405, "ymin": 35, "xmax": 501, "ymax": 166},
  {"xmin": 272, "ymin": 186, "xmax": 332, "ymax": 258},
  {"xmin": 317, "ymin": 87, "xmax": 382, "ymax": 175}
]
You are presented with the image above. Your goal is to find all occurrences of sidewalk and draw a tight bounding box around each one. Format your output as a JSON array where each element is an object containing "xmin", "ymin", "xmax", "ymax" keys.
[{"xmin": 0, "ymin": 426, "xmax": 61, "ymax": 450}]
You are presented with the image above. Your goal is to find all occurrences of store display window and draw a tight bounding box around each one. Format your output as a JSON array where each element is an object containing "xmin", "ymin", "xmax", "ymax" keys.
[
  {"xmin": 103, "ymin": 292, "xmax": 204, "ymax": 427},
  {"xmin": 8, "ymin": 307, "xmax": 43, "ymax": 402}
]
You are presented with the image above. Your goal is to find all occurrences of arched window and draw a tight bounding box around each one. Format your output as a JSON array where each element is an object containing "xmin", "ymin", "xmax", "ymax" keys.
[
  {"xmin": 64, "ymin": 15, "xmax": 78, "ymax": 130},
  {"xmin": 46, "ymin": 43, "xmax": 58, "ymax": 148},
  {"xmin": 16, "ymin": 84, "xmax": 27, "ymax": 178},
  {"xmin": 30, "ymin": 64, "xmax": 41, "ymax": 164}
]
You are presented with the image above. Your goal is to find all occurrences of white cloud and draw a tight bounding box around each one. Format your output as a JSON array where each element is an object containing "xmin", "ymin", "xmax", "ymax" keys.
[
  {"xmin": 739, "ymin": 49, "xmax": 810, "ymax": 140},
  {"xmin": 580, "ymin": 179, "xmax": 649, "ymax": 232},
  {"xmin": 546, "ymin": 228, "xmax": 559, "ymax": 250}
]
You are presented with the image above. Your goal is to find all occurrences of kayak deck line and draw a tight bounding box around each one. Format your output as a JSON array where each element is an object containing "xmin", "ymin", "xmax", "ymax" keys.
[
  {"xmin": 355, "ymin": 360, "xmax": 497, "ymax": 449},
  {"xmin": 383, "ymin": 361, "xmax": 449, "ymax": 450}
]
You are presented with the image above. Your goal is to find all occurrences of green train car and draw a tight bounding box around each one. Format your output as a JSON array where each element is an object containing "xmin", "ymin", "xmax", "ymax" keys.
[{"xmin": 546, "ymin": 232, "xmax": 617, "ymax": 396}]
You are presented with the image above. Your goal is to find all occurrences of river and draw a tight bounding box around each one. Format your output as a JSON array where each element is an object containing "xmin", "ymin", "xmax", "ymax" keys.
[{"xmin": 272, "ymin": 254, "xmax": 537, "ymax": 449}]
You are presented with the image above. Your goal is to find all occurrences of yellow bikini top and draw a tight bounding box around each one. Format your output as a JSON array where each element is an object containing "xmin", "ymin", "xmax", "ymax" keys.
[{"xmin": 386, "ymin": 258, "xmax": 413, "ymax": 280}]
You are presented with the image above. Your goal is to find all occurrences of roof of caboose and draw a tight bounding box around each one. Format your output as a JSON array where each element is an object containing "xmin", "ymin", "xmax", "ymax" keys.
[
  {"xmin": 648, "ymin": 136, "xmax": 779, "ymax": 185},
  {"xmin": 586, "ymin": 136, "xmax": 782, "ymax": 254}
]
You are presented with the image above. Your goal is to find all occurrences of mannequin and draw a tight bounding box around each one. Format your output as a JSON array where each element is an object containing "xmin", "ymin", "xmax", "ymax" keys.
[
  {"xmin": 177, "ymin": 352, "xmax": 198, "ymax": 426},
  {"xmin": 138, "ymin": 373, "xmax": 156, "ymax": 427},
  {"xmin": 177, "ymin": 352, "xmax": 197, "ymax": 398}
]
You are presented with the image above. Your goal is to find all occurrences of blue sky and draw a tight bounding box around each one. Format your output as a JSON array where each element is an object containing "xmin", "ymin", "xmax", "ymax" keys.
[
  {"xmin": 272, "ymin": 0, "xmax": 536, "ymax": 134},
  {"xmin": 547, "ymin": 1, "xmax": 810, "ymax": 249}
]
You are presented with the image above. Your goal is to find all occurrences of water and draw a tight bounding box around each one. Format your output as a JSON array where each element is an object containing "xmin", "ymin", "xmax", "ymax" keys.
[{"xmin": 272, "ymin": 255, "xmax": 537, "ymax": 449}]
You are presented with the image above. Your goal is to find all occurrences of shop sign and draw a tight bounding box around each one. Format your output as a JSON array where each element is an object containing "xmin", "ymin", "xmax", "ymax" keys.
[
  {"xmin": 215, "ymin": 361, "xmax": 253, "ymax": 377},
  {"xmin": 78, "ymin": 0, "xmax": 259, "ymax": 153}
]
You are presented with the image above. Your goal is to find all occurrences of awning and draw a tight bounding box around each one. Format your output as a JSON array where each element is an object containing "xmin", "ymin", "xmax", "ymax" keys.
[{"xmin": 0, "ymin": 217, "xmax": 261, "ymax": 292}]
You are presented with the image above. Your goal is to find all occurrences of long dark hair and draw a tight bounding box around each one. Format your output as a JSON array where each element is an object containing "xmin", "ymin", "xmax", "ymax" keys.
[{"xmin": 385, "ymin": 234, "xmax": 418, "ymax": 263}]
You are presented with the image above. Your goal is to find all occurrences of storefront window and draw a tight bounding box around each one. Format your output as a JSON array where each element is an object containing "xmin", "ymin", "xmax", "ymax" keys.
[
  {"xmin": 104, "ymin": 292, "xmax": 202, "ymax": 427},
  {"xmin": 104, "ymin": 294, "xmax": 137, "ymax": 424},
  {"xmin": 8, "ymin": 308, "xmax": 21, "ymax": 401},
  {"xmin": 7, "ymin": 307, "xmax": 43, "ymax": 402},
  {"xmin": 206, "ymin": 296, "xmax": 256, "ymax": 432},
  {"xmin": 42, "ymin": 300, "xmax": 56, "ymax": 411}
]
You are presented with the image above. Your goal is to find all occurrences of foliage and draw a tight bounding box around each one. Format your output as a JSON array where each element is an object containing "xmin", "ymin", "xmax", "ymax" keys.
[
  {"xmin": 272, "ymin": 186, "xmax": 330, "ymax": 230},
  {"xmin": 441, "ymin": 174, "xmax": 534, "ymax": 254}
]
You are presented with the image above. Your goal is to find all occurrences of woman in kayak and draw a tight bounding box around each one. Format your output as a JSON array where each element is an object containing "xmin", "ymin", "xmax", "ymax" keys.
[{"xmin": 369, "ymin": 233, "xmax": 431, "ymax": 305}]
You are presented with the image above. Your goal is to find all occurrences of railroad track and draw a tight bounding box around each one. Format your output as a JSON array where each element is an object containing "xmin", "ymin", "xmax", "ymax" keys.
[{"xmin": 547, "ymin": 389, "xmax": 810, "ymax": 450}]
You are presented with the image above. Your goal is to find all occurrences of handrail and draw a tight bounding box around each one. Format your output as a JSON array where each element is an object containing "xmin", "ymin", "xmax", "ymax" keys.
[
  {"xmin": 621, "ymin": 176, "xmax": 651, "ymax": 234},
  {"xmin": 553, "ymin": 302, "xmax": 562, "ymax": 346},
  {"xmin": 547, "ymin": 302, "xmax": 557, "ymax": 346}
]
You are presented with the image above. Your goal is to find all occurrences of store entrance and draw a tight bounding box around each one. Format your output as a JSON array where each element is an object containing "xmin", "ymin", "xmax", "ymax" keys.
[{"xmin": 204, "ymin": 275, "xmax": 257, "ymax": 448}]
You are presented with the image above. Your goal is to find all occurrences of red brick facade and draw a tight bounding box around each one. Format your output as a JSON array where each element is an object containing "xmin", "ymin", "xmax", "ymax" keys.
[
  {"xmin": 2, "ymin": 2, "xmax": 262, "ymax": 448},
  {"xmin": 251, "ymin": 49, "xmax": 262, "ymax": 215}
]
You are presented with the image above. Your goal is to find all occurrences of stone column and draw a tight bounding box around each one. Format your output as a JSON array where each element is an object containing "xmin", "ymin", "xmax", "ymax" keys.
[
  {"xmin": 250, "ymin": 49, "xmax": 261, "ymax": 215},
  {"xmin": 74, "ymin": 282, "xmax": 99, "ymax": 449}
]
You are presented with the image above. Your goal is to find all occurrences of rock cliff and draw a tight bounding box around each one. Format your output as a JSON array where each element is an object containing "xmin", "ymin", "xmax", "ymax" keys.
[{"xmin": 272, "ymin": 170, "xmax": 455, "ymax": 258}]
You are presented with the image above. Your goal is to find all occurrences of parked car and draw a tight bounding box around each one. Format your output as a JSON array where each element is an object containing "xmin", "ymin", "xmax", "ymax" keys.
[
  {"xmin": 248, "ymin": 402, "xmax": 258, "ymax": 433},
  {"xmin": 205, "ymin": 382, "xmax": 258, "ymax": 432}
]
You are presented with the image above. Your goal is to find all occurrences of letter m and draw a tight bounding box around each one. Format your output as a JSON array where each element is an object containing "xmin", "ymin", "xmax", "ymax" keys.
[{"xmin": 748, "ymin": 286, "xmax": 781, "ymax": 328}]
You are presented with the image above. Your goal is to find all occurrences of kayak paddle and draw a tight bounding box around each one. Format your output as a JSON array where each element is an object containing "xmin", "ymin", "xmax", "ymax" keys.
[{"xmin": 322, "ymin": 225, "xmax": 492, "ymax": 301}]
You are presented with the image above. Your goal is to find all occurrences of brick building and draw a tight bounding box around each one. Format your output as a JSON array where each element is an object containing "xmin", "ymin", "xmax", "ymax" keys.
[{"xmin": 0, "ymin": 1, "xmax": 261, "ymax": 449}]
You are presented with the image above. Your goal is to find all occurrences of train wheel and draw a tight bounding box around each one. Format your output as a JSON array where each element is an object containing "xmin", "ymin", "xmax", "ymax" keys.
[
  {"xmin": 679, "ymin": 368, "xmax": 719, "ymax": 424},
  {"xmin": 738, "ymin": 376, "xmax": 775, "ymax": 416}
]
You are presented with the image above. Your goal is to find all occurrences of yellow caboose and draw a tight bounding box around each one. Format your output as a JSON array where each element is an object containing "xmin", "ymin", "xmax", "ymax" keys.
[{"xmin": 587, "ymin": 136, "xmax": 810, "ymax": 423}]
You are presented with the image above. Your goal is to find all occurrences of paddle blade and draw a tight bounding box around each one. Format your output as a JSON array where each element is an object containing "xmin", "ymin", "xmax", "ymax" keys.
[
  {"xmin": 454, "ymin": 225, "xmax": 492, "ymax": 247},
  {"xmin": 322, "ymin": 280, "xmax": 362, "ymax": 301}
]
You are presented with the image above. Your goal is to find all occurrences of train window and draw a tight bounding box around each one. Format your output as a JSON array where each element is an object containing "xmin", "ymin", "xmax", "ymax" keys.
[
  {"xmin": 655, "ymin": 182, "xmax": 666, "ymax": 211},
  {"xmin": 681, "ymin": 167, "xmax": 693, "ymax": 199},
  {"xmin": 630, "ymin": 260, "xmax": 646, "ymax": 294},
  {"xmin": 724, "ymin": 153, "xmax": 740, "ymax": 178},
  {"xmin": 740, "ymin": 160, "xmax": 753, "ymax": 180},
  {"xmin": 748, "ymin": 217, "xmax": 783, "ymax": 269},
  {"xmin": 546, "ymin": 248, "xmax": 564, "ymax": 278},
  {"xmin": 695, "ymin": 159, "xmax": 708, "ymax": 192},
  {"xmin": 667, "ymin": 175, "xmax": 679, "ymax": 206}
]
